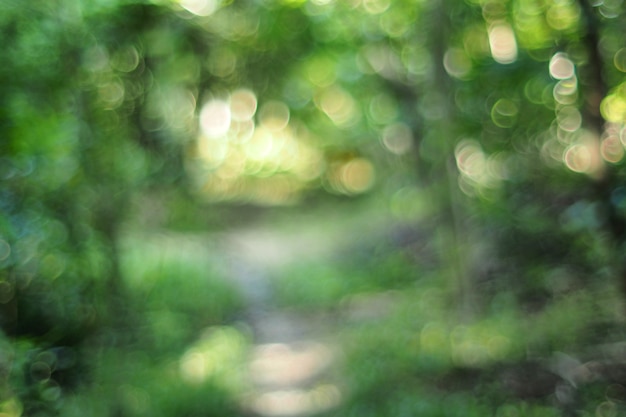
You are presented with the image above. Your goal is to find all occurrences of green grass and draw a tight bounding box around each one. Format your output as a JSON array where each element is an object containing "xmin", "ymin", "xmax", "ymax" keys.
[
  {"xmin": 120, "ymin": 233, "xmax": 245, "ymax": 354},
  {"xmin": 60, "ymin": 326, "xmax": 250, "ymax": 417},
  {"xmin": 270, "ymin": 249, "xmax": 420, "ymax": 310},
  {"xmin": 49, "ymin": 233, "xmax": 250, "ymax": 417},
  {"xmin": 330, "ymin": 281, "xmax": 624, "ymax": 415}
]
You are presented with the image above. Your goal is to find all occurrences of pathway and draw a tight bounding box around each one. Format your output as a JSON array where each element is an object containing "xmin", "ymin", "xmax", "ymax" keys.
[{"xmin": 219, "ymin": 226, "xmax": 345, "ymax": 417}]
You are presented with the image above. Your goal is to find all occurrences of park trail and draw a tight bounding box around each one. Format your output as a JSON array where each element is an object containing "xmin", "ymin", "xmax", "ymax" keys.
[
  {"xmin": 218, "ymin": 225, "xmax": 348, "ymax": 417},
  {"xmin": 216, "ymin": 223, "xmax": 352, "ymax": 417},
  {"xmin": 202, "ymin": 204, "xmax": 400, "ymax": 417}
]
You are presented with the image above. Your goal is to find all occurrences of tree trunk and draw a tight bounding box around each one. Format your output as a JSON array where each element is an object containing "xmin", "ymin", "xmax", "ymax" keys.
[{"xmin": 577, "ymin": 0, "xmax": 626, "ymax": 317}]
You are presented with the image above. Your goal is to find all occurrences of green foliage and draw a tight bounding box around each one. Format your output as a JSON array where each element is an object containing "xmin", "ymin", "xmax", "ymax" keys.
[
  {"xmin": 273, "ymin": 262, "xmax": 347, "ymax": 309},
  {"xmin": 59, "ymin": 328, "xmax": 249, "ymax": 417},
  {"xmin": 3, "ymin": 0, "xmax": 626, "ymax": 415},
  {"xmin": 120, "ymin": 234, "xmax": 244, "ymax": 354},
  {"xmin": 271, "ymin": 249, "xmax": 419, "ymax": 310},
  {"xmin": 301, "ymin": 260, "xmax": 620, "ymax": 415}
]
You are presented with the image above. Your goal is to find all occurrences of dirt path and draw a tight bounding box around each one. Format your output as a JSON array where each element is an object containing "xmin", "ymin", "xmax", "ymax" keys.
[{"xmin": 219, "ymin": 227, "xmax": 344, "ymax": 417}]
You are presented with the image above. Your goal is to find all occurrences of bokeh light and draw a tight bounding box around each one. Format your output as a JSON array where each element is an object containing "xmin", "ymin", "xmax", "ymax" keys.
[
  {"xmin": 553, "ymin": 77, "xmax": 578, "ymax": 105},
  {"xmin": 98, "ymin": 80, "xmax": 125, "ymax": 110},
  {"xmin": 111, "ymin": 45, "xmax": 140, "ymax": 73},
  {"xmin": 249, "ymin": 384, "xmax": 341, "ymax": 417},
  {"xmin": 162, "ymin": 88, "xmax": 198, "ymax": 134},
  {"xmin": 524, "ymin": 76, "xmax": 552, "ymax": 105},
  {"xmin": 200, "ymin": 99, "xmax": 232, "ymax": 138},
  {"xmin": 189, "ymin": 90, "xmax": 328, "ymax": 204},
  {"xmin": 249, "ymin": 342, "xmax": 333, "ymax": 387},
  {"xmin": 381, "ymin": 123, "xmax": 413, "ymax": 155},
  {"xmin": 455, "ymin": 139, "xmax": 506, "ymax": 193},
  {"xmin": 379, "ymin": 6, "xmax": 414, "ymax": 38},
  {"xmin": 340, "ymin": 158, "xmax": 375, "ymax": 194},
  {"xmin": 325, "ymin": 157, "xmax": 376, "ymax": 195},
  {"xmin": 600, "ymin": 83, "xmax": 626, "ymax": 123},
  {"xmin": 357, "ymin": 44, "xmax": 402, "ymax": 79},
  {"xmin": 0, "ymin": 397, "xmax": 22, "ymax": 417},
  {"xmin": 179, "ymin": 326, "xmax": 247, "ymax": 387},
  {"xmin": 230, "ymin": 89, "xmax": 258, "ymax": 121},
  {"xmin": 600, "ymin": 135, "xmax": 624, "ymax": 163},
  {"xmin": 563, "ymin": 131, "xmax": 603, "ymax": 176},
  {"xmin": 549, "ymin": 53, "xmax": 575, "ymax": 80},
  {"xmin": 462, "ymin": 24, "xmax": 491, "ymax": 60},
  {"xmin": 491, "ymin": 99, "xmax": 518, "ymax": 128},
  {"xmin": 601, "ymin": 124, "xmax": 625, "ymax": 163},
  {"xmin": 556, "ymin": 106, "xmax": 582, "ymax": 132},
  {"xmin": 304, "ymin": 54, "xmax": 337, "ymax": 87},
  {"xmin": 488, "ymin": 23, "xmax": 518, "ymax": 64},
  {"xmin": 545, "ymin": 1, "xmax": 580, "ymax": 31},
  {"xmin": 443, "ymin": 47, "xmax": 472, "ymax": 80},
  {"xmin": 362, "ymin": 0, "xmax": 390, "ymax": 14},
  {"xmin": 614, "ymin": 48, "xmax": 626, "ymax": 72},
  {"xmin": 316, "ymin": 86, "xmax": 360, "ymax": 127},
  {"xmin": 179, "ymin": 0, "xmax": 220, "ymax": 16}
]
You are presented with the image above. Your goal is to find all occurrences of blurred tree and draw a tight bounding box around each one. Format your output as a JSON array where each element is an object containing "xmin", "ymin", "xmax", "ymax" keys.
[{"xmin": 0, "ymin": 1, "xmax": 213, "ymax": 413}]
